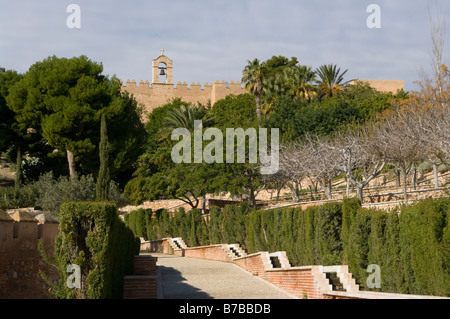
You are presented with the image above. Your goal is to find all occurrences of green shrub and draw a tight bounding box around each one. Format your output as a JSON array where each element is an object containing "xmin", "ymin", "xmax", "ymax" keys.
[
  {"xmin": 48, "ymin": 202, "xmax": 139, "ymax": 299},
  {"xmin": 34, "ymin": 172, "xmax": 128, "ymax": 216},
  {"xmin": 315, "ymin": 202, "xmax": 343, "ymax": 265},
  {"xmin": 246, "ymin": 209, "xmax": 265, "ymax": 253},
  {"xmin": 0, "ymin": 184, "xmax": 39, "ymax": 210},
  {"xmin": 399, "ymin": 199, "xmax": 450, "ymax": 296},
  {"xmin": 209, "ymin": 206, "xmax": 223, "ymax": 245},
  {"xmin": 171, "ymin": 208, "xmax": 188, "ymax": 241},
  {"xmin": 279, "ymin": 208, "xmax": 296, "ymax": 263},
  {"xmin": 222, "ymin": 205, "xmax": 247, "ymax": 247},
  {"xmin": 124, "ymin": 208, "xmax": 153, "ymax": 240},
  {"xmin": 382, "ymin": 211, "xmax": 406, "ymax": 293},
  {"xmin": 341, "ymin": 199, "xmax": 357, "ymax": 273},
  {"xmin": 294, "ymin": 206, "xmax": 317, "ymax": 266}
]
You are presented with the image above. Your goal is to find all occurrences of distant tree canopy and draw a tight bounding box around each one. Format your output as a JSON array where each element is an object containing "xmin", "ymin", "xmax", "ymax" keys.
[
  {"xmin": 6, "ymin": 55, "xmax": 146, "ymax": 180},
  {"xmin": 125, "ymin": 69, "xmax": 409, "ymax": 207},
  {"xmin": 242, "ymin": 55, "xmax": 408, "ymax": 123},
  {"xmin": 0, "ymin": 69, "xmax": 23, "ymax": 153},
  {"xmin": 125, "ymin": 95, "xmax": 263, "ymax": 208},
  {"xmin": 265, "ymin": 81, "xmax": 408, "ymax": 143}
]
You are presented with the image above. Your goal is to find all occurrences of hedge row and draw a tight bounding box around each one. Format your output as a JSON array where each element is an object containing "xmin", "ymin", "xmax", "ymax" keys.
[
  {"xmin": 49, "ymin": 202, "xmax": 140, "ymax": 299},
  {"xmin": 125, "ymin": 198, "xmax": 450, "ymax": 297}
]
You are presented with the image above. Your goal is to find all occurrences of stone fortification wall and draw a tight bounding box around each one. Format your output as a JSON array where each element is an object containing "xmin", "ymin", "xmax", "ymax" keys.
[
  {"xmin": 121, "ymin": 79, "xmax": 247, "ymax": 118},
  {"xmin": 0, "ymin": 209, "xmax": 59, "ymax": 299}
]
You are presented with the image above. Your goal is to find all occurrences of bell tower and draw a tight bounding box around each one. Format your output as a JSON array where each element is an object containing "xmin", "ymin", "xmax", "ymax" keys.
[{"xmin": 152, "ymin": 48, "xmax": 173, "ymax": 85}]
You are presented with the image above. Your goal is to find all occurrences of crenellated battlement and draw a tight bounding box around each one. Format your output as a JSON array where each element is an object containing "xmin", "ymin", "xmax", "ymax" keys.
[
  {"xmin": 0, "ymin": 209, "xmax": 59, "ymax": 299},
  {"xmin": 119, "ymin": 51, "xmax": 247, "ymax": 117},
  {"xmin": 120, "ymin": 77, "xmax": 247, "ymax": 118},
  {"xmin": 121, "ymin": 79, "xmax": 244, "ymax": 90},
  {"xmin": 0, "ymin": 209, "xmax": 59, "ymax": 253}
]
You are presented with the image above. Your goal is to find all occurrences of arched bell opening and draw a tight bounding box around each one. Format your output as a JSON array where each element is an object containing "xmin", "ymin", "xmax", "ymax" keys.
[{"xmin": 159, "ymin": 62, "xmax": 167, "ymax": 84}]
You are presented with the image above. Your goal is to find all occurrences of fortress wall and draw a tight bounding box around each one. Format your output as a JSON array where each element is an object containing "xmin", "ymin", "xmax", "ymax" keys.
[
  {"xmin": 0, "ymin": 210, "xmax": 59, "ymax": 299},
  {"xmin": 211, "ymin": 80, "xmax": 246, "ymax": 104},
  {"xmin": 121, "ymin": 79, "xmax": 246, "ymax": 119},
  {"xmin": 173, "ymin": 81, "xmax": 213, "ymax": 106},
  {"xmin": 121, "ymin": 76, "xmax": 403, "ymax": 121},
  {"xmin": 354, "ymin": 80, "xmax": 405, "ymax": 94}
]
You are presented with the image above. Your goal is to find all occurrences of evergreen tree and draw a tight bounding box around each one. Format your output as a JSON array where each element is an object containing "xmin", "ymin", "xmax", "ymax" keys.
[
  {"xmin": 383, "ymin": 210, "xmax": 406, "ymax": 293},
  {"xmin": 14, "ymin": 146, "xmax": 22, "ymax": 190},
  {"xmin": 7, "ymin": 55, "xmax": 146, "ymax": 179},
  {"xmin": 96, "ymin": 114, "xmax": 110, "ymax": 201}
]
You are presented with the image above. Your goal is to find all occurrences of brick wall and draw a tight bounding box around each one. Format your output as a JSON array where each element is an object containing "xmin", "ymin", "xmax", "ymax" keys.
[
  {"xmin": 123, "ymin": 255, "xmax": 158, "ymax": 299},
  {"xmin": 122, "ymin": 276, "xmax": 157, "ymax": 299},
  {"xmin": 133, "ymin": 255, "xmax": 157, "ymax": 276},
  {"xmin": 265, "ymin": 267, "xmax": 317, "ymax": 299},
  {"xmin": 147, "ymin": 237, "xmax": 449, "ymax": 300},
  {"xmin": 234, "ymin": 252, "xmax": 271, "ymax": 278},
  {"xmin": 0, "ymin": 209, "xmax": 59, "ymax": 299},
  {"xmin": 182, "ymin": 245, "xmax": 230, "ymax": 262},
  {"xmin": 142, "ymin": 238, "xmax": 173, "ymax": 254}
]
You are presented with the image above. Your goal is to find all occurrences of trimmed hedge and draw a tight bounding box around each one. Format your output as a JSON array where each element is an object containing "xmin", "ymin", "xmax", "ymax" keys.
[
  {"xmin": 128, "ymin": 198, "xmax": 450, "ymax": 297},
  {"xmin": 51, "ymin": 202, "xmax": 140, "ymax": 299}
]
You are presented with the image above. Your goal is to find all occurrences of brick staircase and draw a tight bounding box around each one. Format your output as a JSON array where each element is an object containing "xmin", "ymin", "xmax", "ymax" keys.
[
  {"xmin": 326, "ymin": 272, "xmax": 345, "ymax": 291},
  {"xmin": 143, "ymin": 237, "xmax": 449, "ymax": 299},
  {"xmin": 223, "ymin": 244, "xmax": 247, "ymax": 259},
  {"xmin": 168, "ymin": 237, "xmax": 188, "ymax": 250},
  {"xmin": 321, "ymin": 266, "xmax": 359, "ymax": 293}
]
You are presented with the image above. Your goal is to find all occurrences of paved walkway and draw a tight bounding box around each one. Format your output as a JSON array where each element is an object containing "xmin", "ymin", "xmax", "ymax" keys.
[{"xmin": 149, "ymin": 253, "xmax": 296, "ymax": 299}]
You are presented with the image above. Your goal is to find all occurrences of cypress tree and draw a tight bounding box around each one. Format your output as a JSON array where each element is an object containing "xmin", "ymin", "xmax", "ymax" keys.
[
  {"xmin": 316, "ymin": 203, "xmax": 343, "ymax": 266},
  {"xmin": 295, "ymin": 206, "xmax": 316, "ymax": 266},
  {"xmin": 14, "ymin": 145, "xmax": 22, "ymax": 190},
  {"xmin": 367, "ymin": 210, "xmax": 387, "ymax": 268},
  {"xmin": 383, "ymin": 211, "xmax": 406, "ymax": 293},
  {"xmin": 209, "ymin": 206, "xmax": 222, "ymax": 244},
  {"xmin": 280, "ymin": 208, "xmax": 295, "ymax": 262},
  {"xmin": 349, "ymin": 208, "xmax": 372, "ymax": 288},
  {"xmin": 96, "ymin": 114, "xmax": 110, "ymax": 201},
  {"xmin": 341, "ymin": 198, "xmax": 361, "ymax": 265}
]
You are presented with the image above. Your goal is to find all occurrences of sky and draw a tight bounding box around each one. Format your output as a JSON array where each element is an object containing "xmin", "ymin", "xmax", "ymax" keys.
[{"xmin": 1, "ymin": 0, "xmax": 450, "ymax": 92}]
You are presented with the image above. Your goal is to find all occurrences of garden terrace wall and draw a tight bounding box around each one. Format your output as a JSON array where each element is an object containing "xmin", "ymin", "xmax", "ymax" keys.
[
  {"xmin": 182, "ymin": 245, "xmax": 232, "ymax": 262},
  {"xmin": 147, "ymin": 237, "xmax": 450, "ymax": 300},
  {"xmin": 143, "ymin": 239, "xmax": 243, "ymax": 262},
  {"xmin": 234, "ymin": 252, "xmax": 272, "ymax": 277},
  {"xmin": 123, "ymin": 255, "xmax": 158, "ymax": 299},
  {"xmin": 265, "ymin": 267, "xmax": 327, "ymax": 299}
]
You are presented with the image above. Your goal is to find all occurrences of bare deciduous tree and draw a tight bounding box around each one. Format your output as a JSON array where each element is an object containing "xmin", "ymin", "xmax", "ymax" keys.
[
  {"xmin": 278, "ymin": 144, "xmax": 307, "ymax": 202},
  {"xmin": 328, "ymin": 129, "xmax": 386, "ymax": 202},
  {"xmin": 373, "ymin": 107, "xmax": 427, "ymax": 203},
  {"xmin": 301, "ymin": 136, "xmax": 341, "ymax": 200}
]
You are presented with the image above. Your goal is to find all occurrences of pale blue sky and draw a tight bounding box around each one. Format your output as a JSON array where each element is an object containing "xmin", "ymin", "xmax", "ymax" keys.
[{"xmin": 1, "ymin": 0, "xmax": 449, "ymax": 91}]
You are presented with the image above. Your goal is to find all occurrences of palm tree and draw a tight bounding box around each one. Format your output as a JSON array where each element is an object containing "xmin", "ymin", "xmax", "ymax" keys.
[
  {"xmin": 315, "ymin": 64, "xmax": 352, "ymax": 98},
  {"xmin": 281, "ymin": 65, "xmax": 317, "ymax": 102},
  {"xmin": 262, "ymin": 65, "xmax": 317, "ymax": 112},
  {"xmin": 157, "ymin": 103, "xmax": 214, "ymax": 141},
  {"xmin": 242, "ymin": 59, "xmax": 265, "ymax": 121}
]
